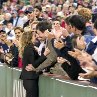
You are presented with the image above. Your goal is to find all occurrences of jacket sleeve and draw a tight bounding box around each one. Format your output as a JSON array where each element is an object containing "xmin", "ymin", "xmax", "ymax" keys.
[
  {"xmin": 36, "ymin": 39, "xmax": 57, "ymax": 71},
  {"xmin": 27, "ymin": 47, "xmax": 47, "ymax": 68},
  {"xmin": 61, "ymin": 55, "xmax": 86, "ymax": 80},
  {"xmin": 34, "ymin": 54, "xmax": 47, "ymax": 68}
]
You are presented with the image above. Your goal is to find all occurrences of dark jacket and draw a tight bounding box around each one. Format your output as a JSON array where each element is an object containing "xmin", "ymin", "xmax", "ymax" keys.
[
  {"xmin": 36, "ymin": 39, "xmax": 57, "ymax": 71},
  {"xmin": 23, "ymin": 20, "xmax": 30, "ymax": 28},
  {"xmin": 20, "ymin": 44, "xmax": 47, "ymax": 80},
  {"xmin": 10, "ymin": 44, "xmax": 18, "ymax": 67},
  {"xmin": 3, "ymin": 19, "xmax": 13, "ymax": 25},
  {"xmin": 61, "ymin": 53, "xmax": 86, "ymax": 80}
]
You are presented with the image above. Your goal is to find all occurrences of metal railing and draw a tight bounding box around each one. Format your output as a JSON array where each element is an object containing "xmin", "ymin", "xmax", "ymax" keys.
[{"xmin": 0, "ymin": 64, "xmax": 97, "ymax": 97}]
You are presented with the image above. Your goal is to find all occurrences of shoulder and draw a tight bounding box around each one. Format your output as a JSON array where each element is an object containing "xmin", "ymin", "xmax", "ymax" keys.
[{"xmin": 24, "ymin": 44, "xmax": 34, "ymax": 51}]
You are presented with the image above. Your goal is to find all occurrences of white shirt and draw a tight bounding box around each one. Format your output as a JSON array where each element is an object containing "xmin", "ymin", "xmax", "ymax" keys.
[
  {"xmin": 38, "ymin": 39, "xmax": 48, "ymax": 56},
  {"xmin": 13, "ymin": 17, "xmax": 24, "ymax": 28}
]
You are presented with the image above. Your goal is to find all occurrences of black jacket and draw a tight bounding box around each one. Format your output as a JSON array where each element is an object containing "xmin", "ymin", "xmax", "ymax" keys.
[
  {"xmin": 10, "ymin": 44, "xmax": 18, "ymax": 67},
  {"xmin": 61, "ymin": 52, "xmax": 86, "ymax": 80},
  {"xmin": 20, "ymin": 44, "xmax": 47, "ymax": 80}
]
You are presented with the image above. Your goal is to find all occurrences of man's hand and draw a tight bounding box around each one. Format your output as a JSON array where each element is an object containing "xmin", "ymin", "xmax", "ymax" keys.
[
  {"xmin": 62, "ymin": 29, "xmax": 69, "ymax": 38},
  {"xmin": 25, "ymin": 64, "xmax": 36, "ymax": 71},
  {"xmin": 44, "ymin": 47, "xmax": 50, "ymax": 56},
  {"xmin": 0, "ymin": 46, "xmax": 4, "ymax": 53},
  {"xmin": 79, "ymin": 69, "xmax": 95, "ymax": 79},
  {"xmin": 68, "ymin": 48, "xmax": 82, "ymax": 58}
]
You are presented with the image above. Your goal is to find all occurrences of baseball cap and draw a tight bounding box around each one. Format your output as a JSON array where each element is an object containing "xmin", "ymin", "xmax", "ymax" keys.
[{"xmin": 25, "ymin": 7, "xmax": 33, "ymax": 14}]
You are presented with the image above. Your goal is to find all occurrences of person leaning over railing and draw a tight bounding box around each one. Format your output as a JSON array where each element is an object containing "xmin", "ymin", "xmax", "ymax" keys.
[{"xmin": 56, "ymin": 15, "xmax": 87, "ymax": 80}]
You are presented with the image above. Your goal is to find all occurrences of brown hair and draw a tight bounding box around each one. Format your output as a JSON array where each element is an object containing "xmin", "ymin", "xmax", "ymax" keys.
[
  {"xmin": 77, "ymin": 8, "xmax": 92, "ymax": 22},
  {"xmin": 14, "ymin": 27, "xmax": 24, "ymax": 33},
  {"xmin": 19, "ymin": 31, "xmax": 33, "ymax": 58}
]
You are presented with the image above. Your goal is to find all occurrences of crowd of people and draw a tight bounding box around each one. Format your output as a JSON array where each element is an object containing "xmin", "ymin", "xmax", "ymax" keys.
[{"xmin": 0, "ymin": 0, "xmax": 97, "ymax": 97}]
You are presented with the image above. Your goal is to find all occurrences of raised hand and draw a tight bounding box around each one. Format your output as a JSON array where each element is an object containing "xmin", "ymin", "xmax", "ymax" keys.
[
  {"xmin": 76, "ymin": 36, "xmax": 86, "ymax": 50},
  {"xmin": 68, "ymin": 48, "xmax": 82, "ymax": 58},
  {"xmin": 62, "ymin": 29, "xmax": 69, "ymax": 38}
]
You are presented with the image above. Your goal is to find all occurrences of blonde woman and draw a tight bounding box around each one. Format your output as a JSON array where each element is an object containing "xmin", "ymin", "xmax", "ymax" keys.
[{"xmin": 19, "ymin": 31, "xmax": 50, "ymax": 97}]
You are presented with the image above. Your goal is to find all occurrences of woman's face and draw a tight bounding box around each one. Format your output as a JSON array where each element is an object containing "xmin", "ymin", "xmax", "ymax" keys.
[
  {"xmin": 57, "ymin": 6, "xmax": 61, "ymax": 12},
  {"xmin": 32, "ymin": 33, "xmax": 36, "ymax": 44},
  {"xmin": 7, "ymin": 23, "xmax": 13, "ymax": 29},
  {"xmin": 15, "ymin": 29, "xmax": 22, "ymax": 40}
]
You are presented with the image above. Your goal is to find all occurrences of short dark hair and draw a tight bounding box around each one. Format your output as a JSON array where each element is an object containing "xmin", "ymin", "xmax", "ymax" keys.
[
  {"xmin": 36, "ymin": 21, "xmax": 52, "ymax": 32},
  {"xmin": 69, "ymin": 15, "xmax": 86, "ymax": 31},
  {"xmin": 6, "ymin": 22, "xmax": 12, "ymax": 25},
  {"xmin": 34, "ymin": 5, "xmax": 42, "ymax": 12}
]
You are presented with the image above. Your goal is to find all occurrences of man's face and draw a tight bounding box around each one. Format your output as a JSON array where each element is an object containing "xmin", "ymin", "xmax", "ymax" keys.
[
  {"xmin": 36, "ymin": 30, "xmax": 46, "ymax": 41},
  {"xmin": 53, "ymin": 21, "xmax": 60, "ymax": 30},
  {"xmin": 46, "ymin": 7, "xmax": 51, "ymax": 12},
  {"xmin": 34, "ymin": 8, "xmax": 41, "ymax": 17},
  {"xmin": 28, "ymin": 12, "xmax": 34, "ymax": 21},
  {"xmin": 4, "ymin": 14, "xmax": 11, "ymax": 21},
  {"xmin": 12, "ymin": 13, "xmax": 17, "ymax": 18},
  {"xmin": 69, "ymin": 25, "xmax": 77, "ymax": 34},
  {"xmin": 65, "ymin": 23, "xmax": 71, "ymax": 34},
  {"xmin": 19, "ymin": 13, "xmax": 24, "ymax": 17}
]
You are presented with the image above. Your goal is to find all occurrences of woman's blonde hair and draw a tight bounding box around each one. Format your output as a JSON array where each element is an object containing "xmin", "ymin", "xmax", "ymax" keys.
[{"xmin": 19, "ymin": 31, "xmax": 33, "ymax": 58}]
